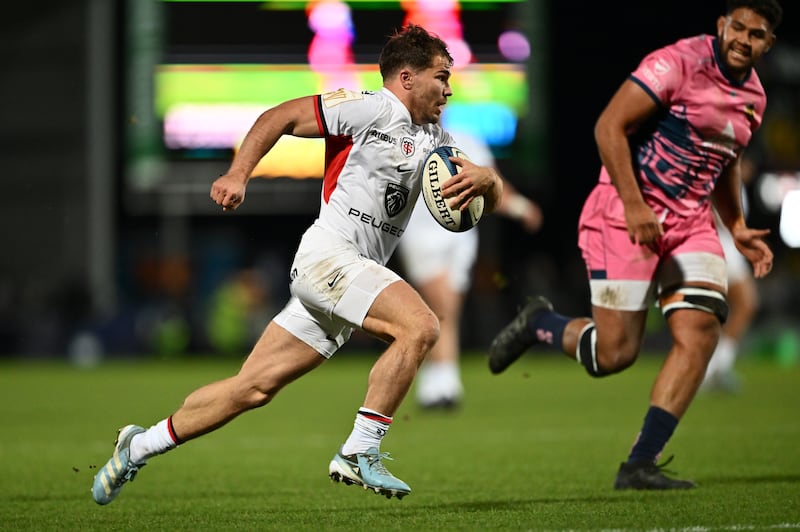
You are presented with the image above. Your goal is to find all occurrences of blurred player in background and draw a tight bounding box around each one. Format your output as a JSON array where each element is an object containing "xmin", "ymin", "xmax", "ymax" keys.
[
  {"xmin": 703, "ymin": 218, "xmax": 759, "ymax": 392},
  {"xmin": 92, "ymin": 24, "xmax": 502, "ymax": 505},
  {"xmin": 489, "ymin": 0, "xmax": 779, "ymax": 490},
  {"xmin": 397, "ymin": 130, "xmax": 542, "ymax": 409},
  {"xmin": 704, "ymin": 157, "xmax": 761, "ymax": 392}
]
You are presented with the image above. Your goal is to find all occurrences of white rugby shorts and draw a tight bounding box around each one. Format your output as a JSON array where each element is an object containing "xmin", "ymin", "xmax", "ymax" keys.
[{"xmin": 273, "ymin": 224, "xmax": 401, "ymax": 358}]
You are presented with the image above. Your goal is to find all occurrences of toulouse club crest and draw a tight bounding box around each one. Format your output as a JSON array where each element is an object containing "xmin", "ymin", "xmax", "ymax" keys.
[
  {"xmin": 385, "ymin": 183, "xmax": 409, "ymax": 217},
  {"xmin": 401, "ymin": 137, "xmax": 415, "ymax": 157}
]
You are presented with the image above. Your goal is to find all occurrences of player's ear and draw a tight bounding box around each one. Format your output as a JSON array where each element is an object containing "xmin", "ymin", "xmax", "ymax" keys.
[
  {"xmin": 765, "ymin": 32, "xmax": 776, "ymax": 53},
  {"xmin": 716, "ymin": 15, "xmax": 727, "ymax": 36},
  {"xmin": 400, "ymin": 69, "xmax": 414, "ymax": 89}
]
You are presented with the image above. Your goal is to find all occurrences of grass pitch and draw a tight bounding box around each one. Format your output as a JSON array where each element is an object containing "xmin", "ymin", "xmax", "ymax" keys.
[{"xmin": 1, "ymin": 350, "xmax": 798, "ymax": 531}]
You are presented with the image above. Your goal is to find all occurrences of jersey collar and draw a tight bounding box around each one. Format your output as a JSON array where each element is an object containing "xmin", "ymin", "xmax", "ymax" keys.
[{"xmin": 381, "ymin": 87, "xmax": 414, "ymax": 124}]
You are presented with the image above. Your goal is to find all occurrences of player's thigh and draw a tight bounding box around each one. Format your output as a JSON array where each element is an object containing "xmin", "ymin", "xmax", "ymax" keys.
[
  {"xmin": 664, "ymin": 303, "xmax": 720, "ymax": 356},
  {"xmin": 362, "ymin": 280, "xmax": 439, "ymax": 345},
  {"xmin": 239, "ymin": 320, "xmax": 325, "ymax": 389}
]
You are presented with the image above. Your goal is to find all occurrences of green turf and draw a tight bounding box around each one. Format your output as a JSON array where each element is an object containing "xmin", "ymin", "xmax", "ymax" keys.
[{"xmin": 1, "ymin": 351, "xmax": 798, "ymax": 531}]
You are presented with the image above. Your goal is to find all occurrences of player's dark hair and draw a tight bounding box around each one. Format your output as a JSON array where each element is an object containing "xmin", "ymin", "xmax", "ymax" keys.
[
  {"xmin": 726, "ymin": 0, "xmax": 783, "ymax": 31},
  {"xmin": 378, "ymin": 24, "xmax": 453, "ymax": 80}
]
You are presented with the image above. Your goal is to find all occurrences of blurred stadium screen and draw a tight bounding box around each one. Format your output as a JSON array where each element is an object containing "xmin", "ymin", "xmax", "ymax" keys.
[
  {"xmin": 156, "ymin": 62, "xmax": 527, "ymax": 177},
  {"xmin": 125, "ymin": 0, "xmax": 536, "ymax": 190}
]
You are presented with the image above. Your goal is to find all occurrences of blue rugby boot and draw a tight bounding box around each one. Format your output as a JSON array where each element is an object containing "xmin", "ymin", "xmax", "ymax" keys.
[
  {"xmin": 328, "ymin": 447, "xmax": 411, "ymax": 500},
  {"xmin": 92, "ymin": 424, "xmax": 146, "ymax": 505}
]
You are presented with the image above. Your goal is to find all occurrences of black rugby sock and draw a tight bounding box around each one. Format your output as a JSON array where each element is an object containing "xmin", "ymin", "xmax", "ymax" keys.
[
  {"xmin": 627, "ymin": 406, "xmax": 678, "ymax": 464},
  {"xmin": 530, "ymin": 311, "xmax": 569, "ymax": 351}
]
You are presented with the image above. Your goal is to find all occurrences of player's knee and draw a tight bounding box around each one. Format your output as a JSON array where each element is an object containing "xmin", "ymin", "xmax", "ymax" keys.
[
  {"xmin": 243, "ymin": 385, "xmax": 276, "ymax": 409},
  {"xmin": 595, "ymin": 344, "xmax": 638, "ymax": 374},
  {"xmin": 411, "ymin": 309, "xmax": 440, "ymax": 353},
  {"xmin": 576, "ymin": 323, "xmax": 637, "ymax": 377},
  {"xmin": 594, "ymin": 333, "xmax": 639, "ymax": 375},
  {"xmin": 231, "ymin": 375, "xmax": 282, "ymax": 410},
  {"xmin": 396, "ymin": 307, "xmax": 439, "ymax": 361}
]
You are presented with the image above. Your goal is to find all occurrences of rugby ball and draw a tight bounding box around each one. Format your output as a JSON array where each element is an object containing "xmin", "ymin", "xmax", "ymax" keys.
[{"xmin": 421, "ymin": 146, "xmax": 484, "ymax": 232}]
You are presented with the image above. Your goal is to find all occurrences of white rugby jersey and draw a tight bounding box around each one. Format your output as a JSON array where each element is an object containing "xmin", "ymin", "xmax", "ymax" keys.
[{"xmin": 312, "ymin": 87, "xmax": 454, "ymax": 265}]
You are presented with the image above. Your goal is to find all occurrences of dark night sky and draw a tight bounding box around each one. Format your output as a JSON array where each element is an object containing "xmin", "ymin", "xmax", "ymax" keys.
[{"xmin": 543, "ymin": 0, "xmax": 798, "ymax": 258}]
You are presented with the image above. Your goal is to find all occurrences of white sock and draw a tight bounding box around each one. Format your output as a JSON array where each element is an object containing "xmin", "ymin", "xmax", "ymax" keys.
[
  {"xmin": 129, "ymin": 419, "xmax": 178, "ymax": 465},
  {"xmin": 415, "ymin": 363, "xmax": 436, "ymax": 403},
  {"xmin": 416, "ymin": 361, "xmax": 462, "ymax": 404},
  {"xmin": 437, "ymin": 361, "xmax": 463, "ymax": 398},
  {"xmin": 340, "ymin": 408, "xmax": 392, "ymax": 455}
]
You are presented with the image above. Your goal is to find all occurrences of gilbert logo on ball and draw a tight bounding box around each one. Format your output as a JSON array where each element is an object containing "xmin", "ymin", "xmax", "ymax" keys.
[{"xmin": 421, "ymin": 146, "xmax": 484, "ymax": 232}]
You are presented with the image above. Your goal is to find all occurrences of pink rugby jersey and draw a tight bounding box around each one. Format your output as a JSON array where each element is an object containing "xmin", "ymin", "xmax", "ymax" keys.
[
  {"xmin": 598, "ymin": 35, "xmax": 766, "ymax": 217},
  {"xmin": 313, "ymin": 87, "xmax": 454, "ymax": 265}
]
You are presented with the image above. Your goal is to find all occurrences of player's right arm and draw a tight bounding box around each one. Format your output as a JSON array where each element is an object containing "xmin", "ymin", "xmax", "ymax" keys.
[
  {"xmin": 594, "ymin": 79, "xmax": 663, "ymax": 245},
  {"xmin": 211, "ymin": 96, "xmax": 321, "ymax": 211}
]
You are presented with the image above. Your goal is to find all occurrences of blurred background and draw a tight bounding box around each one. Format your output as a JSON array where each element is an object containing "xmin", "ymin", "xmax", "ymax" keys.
[{"xmin": 1, "ymin": 0, "xmax": 798, "ymax": 364}]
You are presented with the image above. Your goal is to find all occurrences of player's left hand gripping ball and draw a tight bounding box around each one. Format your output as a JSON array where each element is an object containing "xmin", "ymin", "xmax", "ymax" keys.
[{"xmin": 421, "ymin": 146, "xmax": 484, "ymax": 232}]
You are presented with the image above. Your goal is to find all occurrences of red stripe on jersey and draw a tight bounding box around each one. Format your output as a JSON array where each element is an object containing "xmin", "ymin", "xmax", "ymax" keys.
[{"xmin": 323, "ymin": 135, "xmax": 354, "ymax": 203}]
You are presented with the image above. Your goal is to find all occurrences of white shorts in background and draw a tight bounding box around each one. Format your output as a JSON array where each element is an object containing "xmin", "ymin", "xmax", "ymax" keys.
[
  {"xmin": 396, "ymin": 197, "xmax": 478, "ymax": 293},
  {"xmin": 718, "ymin": 223, "xmax": 751, "ymax": 284},
  {"xmin": 273, "ymin": 224, "xmax": 401, "ymax": 358}
]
